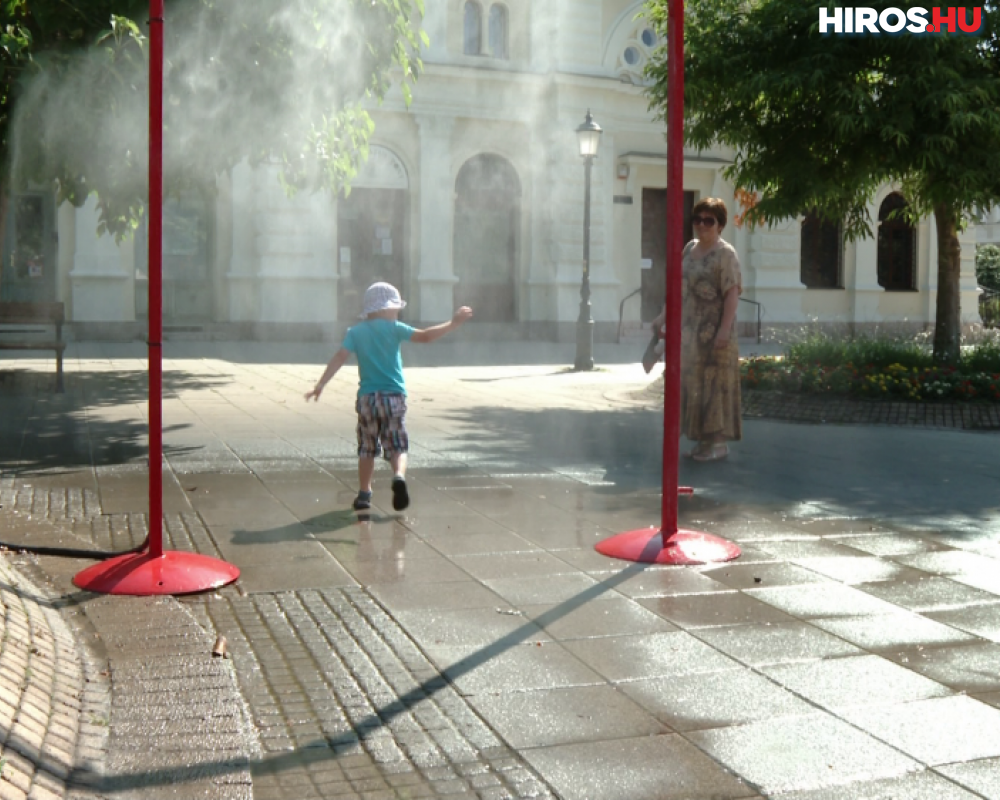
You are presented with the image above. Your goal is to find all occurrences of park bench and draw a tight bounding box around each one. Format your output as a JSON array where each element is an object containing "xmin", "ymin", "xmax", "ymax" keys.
[{"xmin": 0, "ymin": 301, "xmax": 66, "ymax": 392}]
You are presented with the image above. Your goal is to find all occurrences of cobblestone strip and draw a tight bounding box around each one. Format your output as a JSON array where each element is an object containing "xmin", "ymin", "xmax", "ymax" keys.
[
  {"xmin": 742, "ymin": 390, "xmax": 1000, "ymax": 429},
  {"xmin": 87, "ymin": 511, "xmax": 227, "ymax": 560},
  {"xmin": 0, "ymin": 484, "xmax": 100, "ymax": 525},
  {"xmin": 0, "ymin": 556, "xmax": 108, "ymax": 800},
  {"xmin": 0, "ymin": 480, "xmax": 221, "ymax": 564},
  {"xmin": 195, "ymin": 588, "xmax": 556, "ymax": 800},
  {"xmin": 0, "ymin": 481, "xmax": 104, "ymax": 558}
]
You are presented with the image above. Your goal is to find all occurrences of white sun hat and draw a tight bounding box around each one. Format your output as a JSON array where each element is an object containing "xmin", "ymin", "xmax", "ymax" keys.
[{"xmin": 361, "ymin": 282, "xmax": 406, "ymax": 318}]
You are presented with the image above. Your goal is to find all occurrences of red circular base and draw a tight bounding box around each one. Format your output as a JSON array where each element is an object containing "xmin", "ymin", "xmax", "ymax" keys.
[
  {"xmin": 595, "ymin": 527, "xmax": 740, "ymax": 565},
  {"xmin": 73, "ymin": 550, "xmax": 240, "ymax": 596}
]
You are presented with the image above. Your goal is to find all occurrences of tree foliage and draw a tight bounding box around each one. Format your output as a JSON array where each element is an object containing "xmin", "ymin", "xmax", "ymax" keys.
[
  {"xmin": 3, "ymin": 0, "xmax": 425, "ymax": 239},
  {"xmin": 2, "ymin": 0, "xmax": 148, "ymax": 189},
  {"xmin": 645, "ymin": 0, "xmax": 1000, "ymax": 363}
]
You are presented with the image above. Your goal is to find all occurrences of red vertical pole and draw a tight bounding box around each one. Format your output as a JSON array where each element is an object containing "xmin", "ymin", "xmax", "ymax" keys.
[
  {"xmin": 148, "ymin": 0, "xmax": 164, "ymax": 559},
  {"xmin": 594, "ymin": 4, "xmax": 737, "ymax": 563},
  {"xmin": 72, "ymin": 13, "xmax": 241, "ymax": 591},
  {"xmin": 660, "ymin": 0, "xmax": 684, "ymax": 542}
]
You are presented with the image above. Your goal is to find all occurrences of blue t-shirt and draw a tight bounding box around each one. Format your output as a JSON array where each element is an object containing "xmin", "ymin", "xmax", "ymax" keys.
[{"xmin": 342, "ymin": 319, "xmax": 416, "ymax": 396}]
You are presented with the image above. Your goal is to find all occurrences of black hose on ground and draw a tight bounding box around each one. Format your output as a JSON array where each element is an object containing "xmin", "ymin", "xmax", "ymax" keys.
[{"xmin": 0, "ymin": 535, "xmax": 149, "ymax": 560}]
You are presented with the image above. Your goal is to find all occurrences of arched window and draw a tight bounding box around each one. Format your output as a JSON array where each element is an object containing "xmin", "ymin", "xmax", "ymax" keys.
[
  {"xmin": 800, "ymin": 210, "xmax": 842, "ymax": 288},
  {"xmin": 617, "ymin": 24, "xmax": 659, "ymax": 83},
  {"xmin": 877, "ymin": 193, "xmax": 916, "ymax": 291},
  {"xmin": 488, "ymin": 4, "xmax": 508, "ymax": 59},
  {"xmin": 464, "ymin": 1, "xmax": 482, "ymax": 55}
]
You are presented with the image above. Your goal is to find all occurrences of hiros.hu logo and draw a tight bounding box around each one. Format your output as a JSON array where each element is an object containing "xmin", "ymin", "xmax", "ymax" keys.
[{"xmin": 819, "ymin": 7, "xmax": 984, "ymax": 34}]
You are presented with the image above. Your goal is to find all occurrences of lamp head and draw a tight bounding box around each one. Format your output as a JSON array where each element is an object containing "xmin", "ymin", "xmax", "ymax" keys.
[{"xmin": 576, "ymin": 109, "xmax": 602, "ymax": 158}]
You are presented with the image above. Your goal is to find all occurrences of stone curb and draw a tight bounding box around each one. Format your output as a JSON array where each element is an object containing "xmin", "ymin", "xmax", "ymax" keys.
[
  {"xmin": 616, "ymin": 381, "xmax": 1000, "ymax": 431},
  {"xmin": 0, "ymin": 553, "xmax": 109, "ymax": 800},
  {"xmin": 742, "ymin": 390, "xmax": 1000, "ymax": 430}
]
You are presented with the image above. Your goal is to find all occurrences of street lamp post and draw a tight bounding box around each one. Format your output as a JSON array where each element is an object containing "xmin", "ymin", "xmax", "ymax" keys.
[{"xmin": 574, "ymin": 110, "xmax": 602, "ymax": 371}]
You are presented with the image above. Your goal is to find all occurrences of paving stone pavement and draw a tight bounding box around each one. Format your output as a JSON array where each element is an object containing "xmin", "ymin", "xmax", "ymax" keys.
[
  {"xmin": 2, "ymin": 476, "xmax": 557, "ymax": 798},
  {"xmin": 0, "ymin": 492, "xmax": 558, "ymax": 800},
  {"xmin": 192, "ymin": 588, "xmax": 555, "ymax": 799},
  {"xmin": 0, "ymin": 476, "xmax": 256, "ymax": 800},
  {"xmin": 2, "ymin": 342, "xmax": 1000, "ymax": 800}
]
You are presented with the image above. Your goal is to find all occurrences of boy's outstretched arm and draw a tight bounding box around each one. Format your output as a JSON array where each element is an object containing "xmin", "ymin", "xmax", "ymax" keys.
[
  {"xmin": 410, "ymin": 307, "xmax": 474, "ymax": 343},
  {"xmin": 305, "ymin": 348, "xmax": 351, "ymax": 401}
]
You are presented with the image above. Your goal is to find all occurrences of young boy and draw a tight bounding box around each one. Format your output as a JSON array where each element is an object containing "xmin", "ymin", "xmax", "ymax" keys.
[{"xmin": 304, "ymin": 282, "xmax": 473, "ymax": 511}]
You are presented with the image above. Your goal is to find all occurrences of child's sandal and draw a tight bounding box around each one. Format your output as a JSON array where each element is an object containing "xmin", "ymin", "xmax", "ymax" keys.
[{"xmin": 353, "ymin": 491, "xmax": 372, "ymax": 510}]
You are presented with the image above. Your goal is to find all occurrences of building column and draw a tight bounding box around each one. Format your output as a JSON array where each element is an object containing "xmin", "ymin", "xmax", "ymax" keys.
[
  {"xmin": 420, "ymin": 0, "xmax": 447, "ymax": 61},
  {"xmin": 851, "ymin": 197, "xmax": 883, "ymax": 327},
  {"xmin": 746, "ymin": 221, "xmax": 803, "ymax": 328},
  {"xmin": 69, "ymin": 196, "xmax": 133, "ymax": 321},
  {"xmin": 415, "ymin": 114, "xmax": 458, "ymax": 322},
  {"xmin": 957, "ymin": 215, "xmax": 980, "ymax": 326},
  {"xmin": 228, "ymin": 161, "xmax": 339, "ymax": 325},
  {"xmin": 227, "ymin": 160, "xmax": 259, "ymax": 321}
]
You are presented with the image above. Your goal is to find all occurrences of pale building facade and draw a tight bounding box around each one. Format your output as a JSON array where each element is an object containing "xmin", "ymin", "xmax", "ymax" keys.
[{"xmin": 1, "ymin": 0, "xmax": 985, "ymax": 340}]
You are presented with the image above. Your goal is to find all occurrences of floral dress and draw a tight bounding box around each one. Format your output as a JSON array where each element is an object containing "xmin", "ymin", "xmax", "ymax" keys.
[{"xmin": 679, "ymin": 238, "xmax": 743, "ymax": 443}]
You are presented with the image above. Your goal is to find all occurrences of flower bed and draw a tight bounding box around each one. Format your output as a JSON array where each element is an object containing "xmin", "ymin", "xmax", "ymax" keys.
[{"xmin": 741, "ymin": 358, "xmax": 1000, "ymax": 402}]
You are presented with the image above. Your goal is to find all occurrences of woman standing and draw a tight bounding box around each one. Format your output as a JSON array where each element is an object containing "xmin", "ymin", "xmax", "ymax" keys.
[{"xmin": 652, "ymin": 197, "xmax": 742, "ymax": 461}]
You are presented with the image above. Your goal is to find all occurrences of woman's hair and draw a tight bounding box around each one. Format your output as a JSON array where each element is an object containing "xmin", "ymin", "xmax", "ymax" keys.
[{"xmin": 692, "ymin": 197, "xmax": 728, "ymax": 229}]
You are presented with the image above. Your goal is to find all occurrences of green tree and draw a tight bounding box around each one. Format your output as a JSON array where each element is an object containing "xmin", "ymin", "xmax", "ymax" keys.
[
  {"xmin": 2, "ymin": 1, "xmax": 147, "ymax": 275},
  {"xmin": 645, "ymin": 0, "xmax": 1000, "ymax": 364},
  {"xmin": 2, "ymin": 0, "xmax": 424, "ymax": 260}
]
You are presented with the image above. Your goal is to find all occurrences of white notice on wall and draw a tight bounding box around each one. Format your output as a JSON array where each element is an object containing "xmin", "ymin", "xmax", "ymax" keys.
[
  {"xmin": 381, "ymin": 238, "xmax": 393, "ymax": 256},
  {"xmin": 340, "ymin": 247, "xmax": 351, "ymax": 263},
  {"xmin": 641, "ymin": 258, "xmax": 652, "ymax": 270}
]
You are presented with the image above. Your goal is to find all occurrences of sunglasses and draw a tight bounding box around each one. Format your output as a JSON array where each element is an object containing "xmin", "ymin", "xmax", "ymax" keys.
[{"xmin": 691, "ymin": 215, "xmax": 718, "ymax": 226}]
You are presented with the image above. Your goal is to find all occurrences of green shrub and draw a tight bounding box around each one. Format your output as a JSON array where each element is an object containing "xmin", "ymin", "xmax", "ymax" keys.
[
  {"xmin": 742, "ymin": 335, "xmax": 1000, "ymax": 402},
  {"xmin": 786, "ymin": 334, "xmax": 932, "ymax": 370},
  {"xmin": 981, "ymin": 293, "xmax": 1000, "ymax": 329},
  {"xmin": 962, "ymin": 339, "xmax": 1000, "ymax": 372},
  {"xmin": 977, "ymin": 244, "xmax": 1000, "ymax": 290}
]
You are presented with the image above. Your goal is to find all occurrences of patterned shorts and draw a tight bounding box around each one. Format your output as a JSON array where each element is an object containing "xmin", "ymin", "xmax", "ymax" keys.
[{"xmin": 356, "ymin": 392, "xmax": 409, "ymax": 458}]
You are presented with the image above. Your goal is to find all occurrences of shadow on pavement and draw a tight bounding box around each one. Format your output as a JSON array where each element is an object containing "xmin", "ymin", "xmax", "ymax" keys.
[
  {"xmin": 228, "ymin": 509, "xmax": 402, "ymax": 545},
  {"xmin": 439, "ymin": 405, "xmax": 665, "ymax": 488},
  {"xmin": 0, "ymin": 368, "xmax": 230, "ymax": 473},
  {"xmin": 438, "ymin": 403, "xmax": 1000, "ymax": 532}
]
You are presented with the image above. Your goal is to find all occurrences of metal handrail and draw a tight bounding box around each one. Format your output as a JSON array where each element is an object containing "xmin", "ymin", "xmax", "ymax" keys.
[
  {"xmin": 617, "ymin": 287, "xmax": 643, "ymax": 343},
  {"xmin": 739, "ymin": 296, "xmax": 762, "ymax": 344},
  {"xmin": 619, "ymin": 288, "xmax": 763, "ymax": 344}
]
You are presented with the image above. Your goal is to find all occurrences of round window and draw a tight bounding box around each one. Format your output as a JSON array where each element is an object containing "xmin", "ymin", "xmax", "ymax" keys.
[
  {"xmin": 641, "ymin": 28, "xmax": 657, "ymax": 48},
  {"xmin": 623, "ymin": 46, "xmax": 640, "ymax": 66}
]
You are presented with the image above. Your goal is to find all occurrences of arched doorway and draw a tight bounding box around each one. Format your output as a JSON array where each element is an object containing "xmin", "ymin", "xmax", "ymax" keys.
[
  {"xmin": 337, "ymin": 146, "xmax": 409, "ymax": 320},
  {"xmin": 453, "ymin": 155, "xmax": 519, "ymax": 322},
  {"xmin": 877, "ymin": 192, "xmax": 916, "ymax": 291}
]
